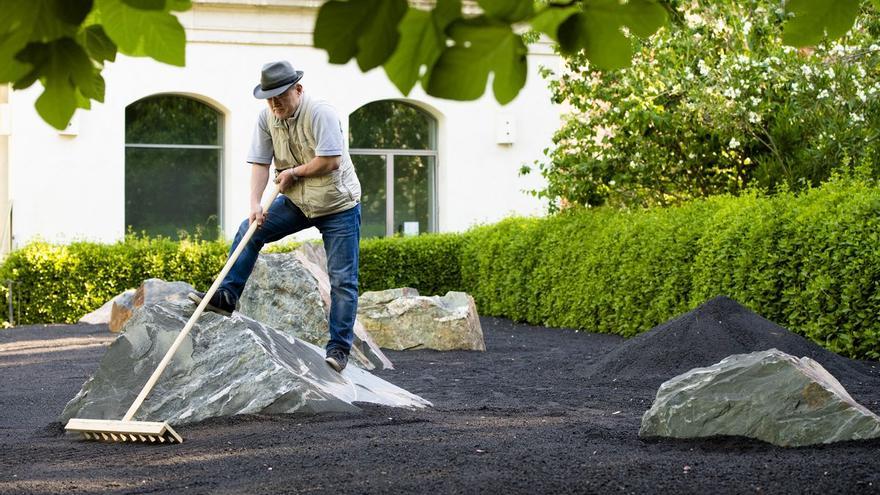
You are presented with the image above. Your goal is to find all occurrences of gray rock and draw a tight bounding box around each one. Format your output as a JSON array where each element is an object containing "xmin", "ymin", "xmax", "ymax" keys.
[
  {"xmin": 60, "ymin": 299, "xmax": 430, "ymax": 425},
  {"xmin": 358, "ymin": 289, "xmax": 486, "ymax": 351},
  {"xmin": 238, "ymin": 253, "xmax": 329, "ymax": 346},
  {"xmin": 293, "ymin": 243, "xmax": 393, "ymax": 370},
  {"xmin": 639, "ymin": 349, "xmax": 880, "ymax": 447}
]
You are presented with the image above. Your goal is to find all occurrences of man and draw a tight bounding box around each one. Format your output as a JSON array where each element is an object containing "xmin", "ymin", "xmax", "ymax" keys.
[{"xmin": 190, "ymin": 61, "xmax": 362, "ymax": 372}]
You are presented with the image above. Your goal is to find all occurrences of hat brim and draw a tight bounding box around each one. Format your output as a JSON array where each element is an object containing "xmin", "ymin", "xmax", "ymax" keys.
[{"xmin": 253, "ymin": 71, "xmax": 303, "ymax": 99}]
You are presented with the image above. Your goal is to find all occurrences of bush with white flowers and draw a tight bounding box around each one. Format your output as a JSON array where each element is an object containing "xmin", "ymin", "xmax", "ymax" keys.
[{"xmin": 530, "ymin": 0, "xmax": 880, "ymax": 210}]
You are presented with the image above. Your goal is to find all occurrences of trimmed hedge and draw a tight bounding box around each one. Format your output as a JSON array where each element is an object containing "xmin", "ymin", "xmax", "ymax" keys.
[
  {"xmin": 3, "ymin": 179, "xmax": 879, "ymax": 359},
  {"xmin": 461, "ymin": 179, "xmax": 880, "ymax": 360},
  {"xmin": 0, "ymin": 237, "xmax": 229, "ymax": 324}
]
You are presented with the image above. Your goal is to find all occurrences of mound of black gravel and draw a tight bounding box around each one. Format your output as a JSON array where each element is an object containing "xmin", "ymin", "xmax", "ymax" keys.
[{"xmin": 588, "ymin": 296, "xmax": 872, "ymax": 387}]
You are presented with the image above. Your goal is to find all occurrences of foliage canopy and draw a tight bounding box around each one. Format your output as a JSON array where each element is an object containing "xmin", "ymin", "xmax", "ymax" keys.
[{"xmin": 1, "ymin": 0, "xmax": 871, "ymax": 129}]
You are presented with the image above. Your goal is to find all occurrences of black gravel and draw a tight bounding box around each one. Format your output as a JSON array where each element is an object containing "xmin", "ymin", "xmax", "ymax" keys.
[{"xmin": 1, "ymin": 306, "xmax": 879, "ymax": 494}]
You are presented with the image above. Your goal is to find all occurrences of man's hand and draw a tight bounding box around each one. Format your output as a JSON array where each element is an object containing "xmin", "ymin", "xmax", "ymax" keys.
[
  {"xmin": 249, "ymin": 203, "xmax": 266, "ymax": 226},
  {"xmin": 274, "ymin": 168, "xmax": 299, "ymax": 193}
]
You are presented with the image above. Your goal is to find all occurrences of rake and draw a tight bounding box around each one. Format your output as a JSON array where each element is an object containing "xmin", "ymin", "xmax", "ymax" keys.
[{"xmin": 65, "ymin": 186, "xmax": 281, "ymax": 444}]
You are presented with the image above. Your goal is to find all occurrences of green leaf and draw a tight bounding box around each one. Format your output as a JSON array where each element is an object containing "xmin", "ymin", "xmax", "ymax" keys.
[
  {"xmin": 97, "ymin": 0, "xmax": 186, "ymax": 66},
  {"xmin": 383, "ymin": 0, "xmax": 461, "ymax": 95},
  {"xmin": 355, "ymin": 0, "xmax": 408, "ymax": 71},
  {"xmin": 25, "ymin": 39, "xmax": 100, "ymax": 129},
  {"xmin": 477, "ymin": 0, "xmax": 533, "ymax": 23},
  {"xmin": 558, "ymin": 0, "xmax": 667, "ymax": 70},
  {"xmin": 168, "ymin": 0, "xmax": 192, "ymax": 11},
  {"xmin": 782, "ymin": 0, "xmax": 860, "ymax": 46},
  {"xmin": 314, "ymin": 0, "xmax": 408, "ymax": 71},
  {"xmin": 426, "ymin": 18, "xmax": 527, "ymax": 104},
  {"xmin": 80, "ymin": 25, "xmax": 117, "ymax": 63},
  {"xmin": 530, "ymin": 4, "xmax": 580, "ymax": 41}
]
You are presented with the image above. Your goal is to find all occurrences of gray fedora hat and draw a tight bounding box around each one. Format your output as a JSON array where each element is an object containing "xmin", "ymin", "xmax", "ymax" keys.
[{"xmin": 253, "ymin": 61, "xmax": 304, "ymax": 99}]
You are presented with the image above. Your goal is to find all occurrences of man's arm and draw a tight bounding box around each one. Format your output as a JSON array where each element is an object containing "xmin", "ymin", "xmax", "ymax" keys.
[
  {"xmin": 250, "ymin": 163, "xmax": 271, "ymax": 226},
  {"xmin": 274, "ymin": 155, "xmax": 341, "ymax": 191}
]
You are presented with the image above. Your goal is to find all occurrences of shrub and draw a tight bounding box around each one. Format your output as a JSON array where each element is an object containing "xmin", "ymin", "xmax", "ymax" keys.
[
  {"xmin": 531, "ymin": 0, "xmax": 880, "ymax": 209},
  {"xmin": 0, "ymin": 236, "xmax": 228, "ymax": 324},
  {"xmin": 359, "ymin": 233, "xmax": 465, "ymax": 296}
]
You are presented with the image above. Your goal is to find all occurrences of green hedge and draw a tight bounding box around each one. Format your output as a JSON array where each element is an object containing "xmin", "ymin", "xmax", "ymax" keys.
[
  {"xmin": 0, "ymin": 236, "xmax": 229, "ymax": 324},
  {"xmin": 461, "ymin": 179, "xmax": 880, "ymax": 360},
  {"xmin": 359, "ymin": 233, "xmax": 465, "ymax": 296},
  {"xmin": 3, "ymin": 179, "xmax": 879, "ymax": 360}
]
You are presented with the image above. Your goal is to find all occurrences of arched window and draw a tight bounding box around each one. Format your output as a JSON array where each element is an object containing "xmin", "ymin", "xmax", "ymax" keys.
[
  {"xmin": 349, "ymin": 100, "xmax": 437, "ymax": 238},
  {"xmin": 125, "ymin": 95, "xmax": 223, "ymax": 239}
]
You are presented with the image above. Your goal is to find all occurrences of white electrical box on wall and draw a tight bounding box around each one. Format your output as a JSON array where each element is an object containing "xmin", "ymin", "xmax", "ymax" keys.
[
  {"xmin": 495, "ymin": 113, "xmax": 515, "ymax": 145},
  {"xmin": 0, "ymin": 103, "xmax": 10, "ymax": 136},
  {"xmin": 58, "ymin": 112, "xmax": 80, "ymax": 136}
]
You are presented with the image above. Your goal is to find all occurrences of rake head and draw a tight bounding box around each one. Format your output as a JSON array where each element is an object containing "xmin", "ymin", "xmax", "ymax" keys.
[{"xmin": 65, "ymin": 418, "xmax": 183, "ymax": 444}]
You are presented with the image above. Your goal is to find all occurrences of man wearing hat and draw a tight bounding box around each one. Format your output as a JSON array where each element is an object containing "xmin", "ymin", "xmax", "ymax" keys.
[{"xmin": 190, "ymin": 61, "xmax": 362, "ymax": 372}]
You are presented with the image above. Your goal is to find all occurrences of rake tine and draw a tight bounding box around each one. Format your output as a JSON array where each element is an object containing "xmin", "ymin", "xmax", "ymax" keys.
[
  {"xmin": 101, "ymin": 433, "xmax": 110, "ymax": 441},
  {"xmin": 82, "ymin": 432, "xmax": 91, "ymax": 440},
  {"xmin": 139, "ymin": 435, "xmax": 147, "ymax": 442}
]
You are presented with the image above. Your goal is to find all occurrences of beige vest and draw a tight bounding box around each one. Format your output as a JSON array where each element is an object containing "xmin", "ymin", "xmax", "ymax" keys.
[{"xmin": 268, "ymin": 94, "xmax": 361, "ymax": 218}]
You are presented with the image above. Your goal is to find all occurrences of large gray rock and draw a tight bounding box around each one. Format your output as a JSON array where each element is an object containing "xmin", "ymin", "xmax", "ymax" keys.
[
  {"xmin": 60, "ymin": 300, "xmax": 430, "ymax": 425},
  {"xmin": 639, "ymin": 349, "xmax": 880, "ymax": 447},
  {"xmin": 358, "ymin": 289, "xmax": 486, "ymax": 351},
  {"xmin": 239, "ymin": 247, "xmax": 392, "ymax": 370}
]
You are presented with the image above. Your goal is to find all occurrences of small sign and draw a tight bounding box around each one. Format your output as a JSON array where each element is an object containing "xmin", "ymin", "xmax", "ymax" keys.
[{"xmin": 403, "ymin": 221, "xmax": 419, "ymax": 236}]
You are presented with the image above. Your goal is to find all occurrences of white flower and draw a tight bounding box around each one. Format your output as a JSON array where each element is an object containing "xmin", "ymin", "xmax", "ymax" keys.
[
  {"xmin": 748, "ymin": 112, "xmax": 761, "ymax": 123},
  {"xmin": 729, "ymin": 137, "xmax": 740, "ymax": 149},
  {"xmin": 685, "ymin": 12, "xmax": 704, "ymax": 28},
  {"xmin": 698, "ymin": 59, "xmax": 710, "ymax": 76},
  {"xmin": 817, "ymin": 89, "xmax": 829, "ymax": 99},
  {"xmin": 742, "ymin": 20, "xmax": 752, "ymax": 36},
  {"xmin": 791, "ymin": 82, "xmax": 800, "ymax": 91},
  {"xmin": 713, "ymin": 18, "xmax": 727, "ymax": 34},
  {"xmin": 723, "ymin": 87, "xmax": 741, "ymax": 99},
  {"xmin": 801, "ymin": 65, "xmax": 813, "ymax": 77},
  {"xmin": 825, "ymin": 67, "xmax": 835, "ymax": 79},
  {"xmin": 750, "ymin": 96, "xmax": 761, "ymax": 106},
  {"xmin": 737, "ymin": 54, "xmax": 749, "ymax": 64},
  {"xmin": 850, "ymin": 112, "xmax": 865, "ymax": 123},
  {"xmin": 871, "ymin": 44, "xmax": 880, "ymax": 52},
  {"xmin": 684, "ymin": 67, "xmax": 694, "ymax": 81}
]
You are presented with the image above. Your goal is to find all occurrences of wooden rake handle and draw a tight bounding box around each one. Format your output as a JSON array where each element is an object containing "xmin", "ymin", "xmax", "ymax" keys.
[{"xmin": 122, "ymin": 185, "xmax": 281, "ymax": 421}]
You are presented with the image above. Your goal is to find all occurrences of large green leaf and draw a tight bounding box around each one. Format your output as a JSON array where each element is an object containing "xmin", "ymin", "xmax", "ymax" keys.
[
  {"xmin": 530, "ymin": 4, "xmax": 580, "ymax": 42},
  {"xmin": 426, "ymin": 18, "xmax": 527, "ymax": 104},
  {"xmin": 19, "ymin": 38, "xmax": 101, "ymax": 129},
  {"xmin": 355, "ymin": 0, "xmax": 408, "ymax": 71},
  {"xmin": 314, "ymin": 0, "xmax": 407, "ymax": 71},
  {"xmin": 558, "ymin": 0, "xmax": 667, "ymax": 70},
  {"xmin": 97, "ymin": 0, "xmax": 185, "ymax": 66},
  {"xmin": 383, "ymin": 0, "xmax": 461, "ymax": 95},
  {"xmin": 80, "ymin": 25, "xmax": 117, "ymax": 63},
  {"xmin": 782, "ymin": 0, "xmax": 860, "ymax": 46},
  {"xmin": 477, "ymin": 0, "xmax": 534, "ymax": 23}
]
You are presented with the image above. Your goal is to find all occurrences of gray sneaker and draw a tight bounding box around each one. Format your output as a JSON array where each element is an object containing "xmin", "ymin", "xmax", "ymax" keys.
[
  {"xmin": 187, "ymin": 290, "xmax": 237, "ymax": 317},
  {"xmin": 325, "ymin": 348, "xmax": 349, "ymax": 372}
]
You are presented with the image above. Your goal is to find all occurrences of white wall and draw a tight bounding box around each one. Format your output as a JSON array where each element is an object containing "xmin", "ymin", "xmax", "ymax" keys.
[{"xmin": 6, "ymin": 2, "xmax": 561, "ymax": 247}]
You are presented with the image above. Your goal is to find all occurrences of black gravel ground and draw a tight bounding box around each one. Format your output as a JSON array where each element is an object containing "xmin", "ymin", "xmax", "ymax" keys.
[{"xmin": 1, "ymin": 304, "xmax": 879, "ymax": 494}]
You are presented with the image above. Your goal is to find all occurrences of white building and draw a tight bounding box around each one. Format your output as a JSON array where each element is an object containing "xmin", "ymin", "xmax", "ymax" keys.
[{"xmin": 0, "ymin": 0, "xmax": 561, "ymax": 254}]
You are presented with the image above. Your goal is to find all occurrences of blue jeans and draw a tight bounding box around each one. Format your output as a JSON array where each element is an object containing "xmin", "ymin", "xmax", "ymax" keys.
[{"xmin": 221, "ymin": 197, "xmax": 360, "ymax": 354}]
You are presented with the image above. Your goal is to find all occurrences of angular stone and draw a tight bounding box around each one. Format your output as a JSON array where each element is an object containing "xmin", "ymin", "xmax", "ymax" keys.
[
  {"xmin": 639, "ymin": 349, "xmax": 880, "ymax": 447},
  {"xmin": 80, "ymin": 289, "xmax": 134, "ymax": 325},
  {"xmin": 358, "ymin": 289, "xmax": 486, "ymax": 351},
  {"xmin": 108, "ymin": 279, "xmax": 197, "ymax": 332},
  {"xmin": 60, "ymin": 300, "xmax": 430, "ymax": 425}
]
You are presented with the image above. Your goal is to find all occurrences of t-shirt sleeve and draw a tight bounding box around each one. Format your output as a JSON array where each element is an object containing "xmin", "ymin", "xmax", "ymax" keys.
[
  {"xmin": 311, "ymin": 103, "xmax": 344, "ymax": 157},
  {"xmin": 247, "ymin": 108, "xmax": 274, "ymax": 165}
]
